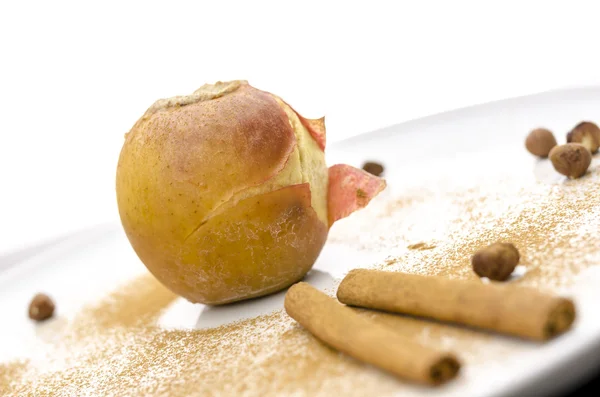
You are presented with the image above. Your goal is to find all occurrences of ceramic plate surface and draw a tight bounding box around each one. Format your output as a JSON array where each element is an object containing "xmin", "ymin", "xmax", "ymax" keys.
[{"xmin": 3, "ymin": 86, "xmax": 600, "ymax": 396}]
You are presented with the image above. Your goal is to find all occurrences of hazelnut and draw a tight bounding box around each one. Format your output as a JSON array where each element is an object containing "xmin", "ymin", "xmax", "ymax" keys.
[
  {"xmin": 566, "ymin": 121, "xmax": 600, "ymax": 153},
  {"xmin": 472, "ymin": 243, "xmax": 520, "ymax": 281},
  {"xmin": 549, "ymin": 143, "xmax": 592, "ymax": 179},
  {"xmin": 362, "ymin": 161, "xmax": 384, "ymax": 176},
  {"xmin": 525, "ymin": 128, "xmax": 557, "ymax": 157},
  {"xmin": 28, "ymin": 293, "xmax": 55, "ymax": 321}
]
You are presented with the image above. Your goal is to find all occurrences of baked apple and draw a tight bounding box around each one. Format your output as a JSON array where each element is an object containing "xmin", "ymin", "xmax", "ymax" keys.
[{"xmin": 116, "ymin": 80, "xmax": 385, "ymax": 304}]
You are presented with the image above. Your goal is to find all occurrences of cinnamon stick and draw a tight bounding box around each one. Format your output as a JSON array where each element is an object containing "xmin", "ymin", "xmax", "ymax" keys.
[
  {"xmin": 284, "ymin": 282, "xmax": 461, "ymax": 385},
  {"xmin": 337, "ymin": 269, "xmax": 576, "ymax": 341}
]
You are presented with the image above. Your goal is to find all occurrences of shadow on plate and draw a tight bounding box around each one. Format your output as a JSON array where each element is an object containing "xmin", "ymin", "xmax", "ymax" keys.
[{"xmin": 195, "ymin": 269, "xmax": 335, "ymax": 329}]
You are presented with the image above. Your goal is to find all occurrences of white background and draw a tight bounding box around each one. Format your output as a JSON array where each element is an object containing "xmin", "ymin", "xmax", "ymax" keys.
[{"xmin": 2, "ymin": 0, "xmax": 600, "ymax": 254}]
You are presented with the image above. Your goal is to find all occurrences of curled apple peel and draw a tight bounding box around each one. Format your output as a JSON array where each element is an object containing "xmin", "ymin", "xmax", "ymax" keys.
[{"xmin": 116, "ymin": 80, "xmax": 385, "ymax": 304}]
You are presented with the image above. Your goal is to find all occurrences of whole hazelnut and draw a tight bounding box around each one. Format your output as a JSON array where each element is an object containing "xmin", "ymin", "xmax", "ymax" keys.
[
  {"xmin": 28, "ymin": 293, "xmax": 55, "ymax": 321},
  {"xmin": 472, "ymin": 243, "xmax": 520, "ymax": 281},
  {"xmin": 549, "ymin": 143, "xmax": 592, "ymax": 179},
  {"xmin": 567, "ymin": 121, "xmax": 600, "ymax": 153},
  {"xmin": 362, "ymin": 161, "xmax": 384, "ymax": 176},
  {"xmin": 525, "ymin": 128, "xmax": 557, "ymax": 158}
]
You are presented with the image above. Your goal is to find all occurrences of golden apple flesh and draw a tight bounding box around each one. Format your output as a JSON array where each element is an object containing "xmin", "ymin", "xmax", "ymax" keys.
[{"xmin": 116, "ymin": 80, "xmax": 385, "ymax": 304}]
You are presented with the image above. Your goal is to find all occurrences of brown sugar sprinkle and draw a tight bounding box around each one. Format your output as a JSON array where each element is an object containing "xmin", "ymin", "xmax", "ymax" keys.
[
  {"xmin": 3, "ymin": 156, "xmax": 600, "ymax": 396},
  {"xmin": 380, "ymin": 181, "xmax": 600, "ymax": 289},
  {"xmin": 1, "ymin": 276, "xmax": 407, "ymax": 396},
  {"xmin": 329, "ymin": 162, "xmax": 600, "ymax": 292},
  {"xmin": 1, "ymin": 273, "xmax": 521, "ymax": 397},
  {"xmin": 0, "ymin": 360, "xmax": 29, "ymax": 391}
]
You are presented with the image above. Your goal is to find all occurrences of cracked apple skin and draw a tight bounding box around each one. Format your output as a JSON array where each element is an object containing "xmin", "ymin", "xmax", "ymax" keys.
[{"xmin": 116, "ymin": 80, "xmax": 385, "ymax": 305}]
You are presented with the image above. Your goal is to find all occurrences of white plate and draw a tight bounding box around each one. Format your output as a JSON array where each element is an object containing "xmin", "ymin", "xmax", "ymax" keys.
[{"xmin": 3, "ymin": 86, "xmax": 600, "ymax": 396}]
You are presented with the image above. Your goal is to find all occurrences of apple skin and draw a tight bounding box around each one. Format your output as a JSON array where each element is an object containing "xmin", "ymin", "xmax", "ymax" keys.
[
  {"xmin": 116, "ymin": 80, "xmax": 385, "ymax": 304},
  {"xmin": 117, "ymin": 81, "xmax": 328, "ymax": 304}
]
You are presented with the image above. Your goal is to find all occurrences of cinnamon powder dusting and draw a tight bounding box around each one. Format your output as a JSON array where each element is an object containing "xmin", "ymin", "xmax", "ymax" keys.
[
  {"xmin": 0, "ymin": 276, "xmax": 407, "ymax": 396},
  {"xmin": 407, "ymin": 242, "xmax": 436, "ymax": 251},
  {"xmin": 2, "ymin": 156, "xmax": 600, "ymax": 395}
]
